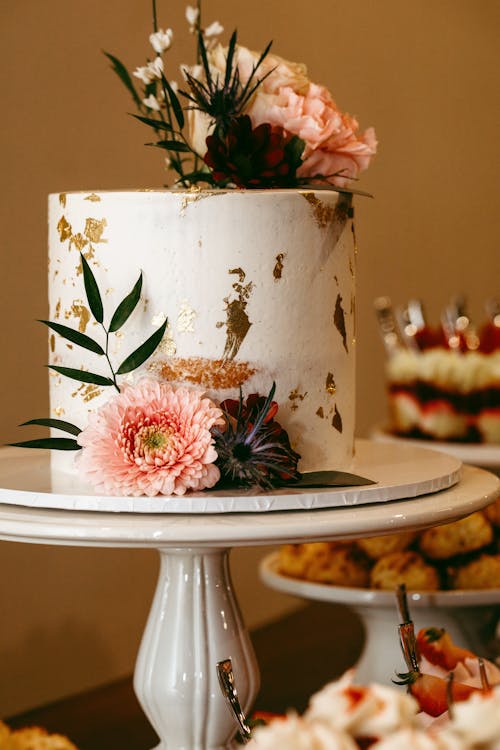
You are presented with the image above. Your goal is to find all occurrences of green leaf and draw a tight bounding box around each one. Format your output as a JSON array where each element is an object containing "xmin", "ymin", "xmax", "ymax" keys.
[
  {"xmin": 287, "ymin": 471, "xmax": 376, "ymax": 488},
  {"xmin": 48, "ymin": 365, "xmax": 115, "ymax": 387},
  {"xmin": 132, "ymin": 113, "xmax": 173, "ymax": 131},
  {"xmin": 80, "ymin": 254, "xmax": 104, "ymax": 324},
  {"xmin": 161, "ymin": 73, "xmax": 185, "ymax": 129},
  {"xmin": 109, "ymin": 272, "xmax": 143, "ymax": 332},
  {"xmin": 116, "ymin": 317, "xmax": 168, "ymax": 374},
  {"xmin": 224, "ymin": 30, "xmax": 238, "ymax": 89},
  {"xmin": 9, "ymin": 438, "xmax": 81, "ymax": 451},
  {"xmin": 39, "ymin": 320, "xmax": 104, "ymax": 355},
  {"xmin": 149, "ymin": 139, "xmax": 191, "ymax": 153},
  {"xmin": 103, "ymin": 51, "xmax": 143, "ymax": 109},
  {"xmin": 20, "ymin": 418, "xmax": 82, "ymax": 436}
]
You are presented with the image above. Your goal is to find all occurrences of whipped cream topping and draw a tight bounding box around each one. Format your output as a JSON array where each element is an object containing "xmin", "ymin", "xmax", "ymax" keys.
[
  {"xmin": 248, "ymin": 673, "xmax": 500, "ymax": 750},
  {"xmin": 248, "ymin": 713, "xmax": 357, "ymax": 750},
  {"xmin": 305, "ymin": 670, "xmax": 419, "ymax": 738},
  {"xmin": 386, "ymin": 350, "xmax": 500, "ymax": 393}
]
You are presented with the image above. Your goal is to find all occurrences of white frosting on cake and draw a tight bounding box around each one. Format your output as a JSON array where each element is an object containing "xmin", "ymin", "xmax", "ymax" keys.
[
  {"xmin": 387, "ymin": 350, "xmax": 500, "ymax": 393},
  {"xmin": 48, "ymin": 189, "xmax": 356, "ymax": 477}
]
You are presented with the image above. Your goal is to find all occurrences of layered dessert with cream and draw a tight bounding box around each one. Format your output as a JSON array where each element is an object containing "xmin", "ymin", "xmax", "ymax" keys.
[{"xmin": 376, "ymin": 298, "xmax": 500, "ymax": 443}]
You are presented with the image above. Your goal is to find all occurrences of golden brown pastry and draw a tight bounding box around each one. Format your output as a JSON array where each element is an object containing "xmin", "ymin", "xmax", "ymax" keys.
[
  {"xmin": 370, "ymin": 550, "xmax": 440, "ymax": 591},
  {"xmin": 278, "ymin": 542, "xmax": 342, "ymax": 579},
  {"xmin": 302, "ymin": 544, "xmax": 370, "ymax": 587},
  {"xmin": 354, "ymin": 531, "xmax": 416, "ymax": 560},
  {"xmin": 0, "ymin": 722, "xmax": 78, "ymax": 749},
  {"xmin": 418, "ymin": 512, "xmax": 494, "ymax": 560},
  {"xmin": 484, "ymin": 498, "xmax": 500, "ymax": 527},
  {"xmin": 451, "ymin": 553, "xmax": 500, "ymax": 590}
]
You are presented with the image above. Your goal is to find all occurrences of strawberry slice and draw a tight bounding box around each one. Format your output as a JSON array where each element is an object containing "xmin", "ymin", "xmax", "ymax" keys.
[
  {"xmin": 417, "ymin": 627, "xmax": 475, "ymax": 671},
  {"xmin": 396, "ymin": 671, "xmax": 480, "ymax": 717}
]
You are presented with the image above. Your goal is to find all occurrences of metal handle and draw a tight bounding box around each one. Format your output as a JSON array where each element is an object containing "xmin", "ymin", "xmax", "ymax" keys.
[{"xmin": 217, "ymin": 658, "xmax": 252, "ymax": 743}]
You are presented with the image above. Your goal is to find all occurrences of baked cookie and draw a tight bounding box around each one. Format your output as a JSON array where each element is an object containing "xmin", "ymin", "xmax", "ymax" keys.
[
  {"xmin": 303, "ymin": 544, "xmax": 370, "ymax": 587},
  {"xmin": 370, "ymin": 551, "xmax": 440, "ymax": 591},
  {"xmin": 354, "ymin": 532, "xmax": 416, "ymax": 560},
  {"xmin": 451, "ymin": 553, "xmax": 500, "ymax": 590},
  {"xmin": 418, "ymin": 512, "xmax": 494, "ymax": 560}
]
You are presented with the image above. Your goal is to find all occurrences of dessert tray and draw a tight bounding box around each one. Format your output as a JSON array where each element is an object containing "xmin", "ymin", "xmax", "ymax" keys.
[
  {"xmin": 371, "ymin": 426, "xmax": 500, "ymax": 470},
  {"xmin": 0, "ymin": 439, "xmax": 462, "ymax": 514},
  {"xmin": 260, "ymin": 551, "xmax": 500, "ymax": 684},
  {"xmin": 260, "ymin": 551, "xmax": 500, "ymax": 609}
]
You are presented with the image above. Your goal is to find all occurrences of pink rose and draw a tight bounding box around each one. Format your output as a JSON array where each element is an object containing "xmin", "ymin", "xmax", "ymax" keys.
[{"xmin": 248, "ymin": 83, "xmax": 377, "ymax": 186}]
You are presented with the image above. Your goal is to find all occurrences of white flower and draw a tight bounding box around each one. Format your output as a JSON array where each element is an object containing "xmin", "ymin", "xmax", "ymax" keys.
[
  {"xmin": 149, "ymin": 28, "xmax": 173, "ymax": 54},
  {"xmin": 148, "ymin": 56, "xmax": 164, "ymax": 78},
  {"xmin": 142, "ymin": 94, "xmax": 161, "ymax": 111},
  {"xmin": 133, "ymin": 57, "xmax": 164, "ymax": 84},
  {"xmin": 133, "ymin": 65, "xmax": 155, "ymax": 85},
  {"xmin": 185, "ymin": 5, "xmax": 199, "ymax": 29},
  {"xmin": 204, "ymin": 21, "xmax": 224, "ymax": 38}
]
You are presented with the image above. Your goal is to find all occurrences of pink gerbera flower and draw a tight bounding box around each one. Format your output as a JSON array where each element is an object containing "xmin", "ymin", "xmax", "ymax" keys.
[{"xmin": 76, "ymin": 379, "xmax": 223, "ymax": 496}]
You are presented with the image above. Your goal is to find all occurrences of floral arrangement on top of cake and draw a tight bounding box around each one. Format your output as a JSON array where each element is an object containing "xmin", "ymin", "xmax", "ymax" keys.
[
  {"xmin": 104, "ymin": 1, "xmax": 376, "ymax": 189},
  {"xmin": 11, "ymin": 2, "xmax": 378, "ymax": 498},
  {"xmin": 375, "ymin": 296, "xmax": 500, "ymax": 444}
]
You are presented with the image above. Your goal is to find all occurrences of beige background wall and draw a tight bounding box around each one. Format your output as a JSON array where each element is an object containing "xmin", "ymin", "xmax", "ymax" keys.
[{"xmin": 1, "ymin": 0, "xmax": 499, "ymax": 716}]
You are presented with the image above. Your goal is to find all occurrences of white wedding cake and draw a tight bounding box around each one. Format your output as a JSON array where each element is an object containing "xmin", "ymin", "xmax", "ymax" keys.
[{"xmin": 48, "ymin": 188, "xmax": 356, "ymax": 476}]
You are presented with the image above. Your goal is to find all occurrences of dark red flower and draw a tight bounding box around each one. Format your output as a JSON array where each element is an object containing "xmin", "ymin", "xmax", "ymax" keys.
[
  {"xmin": 212, "ymin": 382, "xmax": 301, "ymax": 490},
  {"xmin": 204, "ymin": 115, "xmax": 305, "ymax": 188}
]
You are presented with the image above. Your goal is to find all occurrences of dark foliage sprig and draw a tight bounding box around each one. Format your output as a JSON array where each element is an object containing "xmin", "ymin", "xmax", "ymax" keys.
[{"xmin": 12, "ymin": 255, "xmax": 168, "ymax": 450}]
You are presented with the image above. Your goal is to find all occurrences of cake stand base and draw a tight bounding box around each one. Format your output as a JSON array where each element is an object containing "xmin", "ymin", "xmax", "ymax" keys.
[
  {"xmin": 135, "ymin": 547, "xmax": 258, "ymax": 750},
  {"xmin": 1, "ymin": 450, "xmax": 499, "ymax": 749}
]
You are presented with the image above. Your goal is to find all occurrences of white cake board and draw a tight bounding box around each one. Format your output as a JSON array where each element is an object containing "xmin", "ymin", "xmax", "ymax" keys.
[{"xmin": 0, "ymin": 439, "xmax": 462, "ymax": 513}]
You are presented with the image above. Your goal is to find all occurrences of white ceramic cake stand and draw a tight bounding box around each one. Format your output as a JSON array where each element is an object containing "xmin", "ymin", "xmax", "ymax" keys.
[
  {"xmin": 260, "ymin": 552, "xmax": 500, "ymax": 686},
  {"xmin": 0, "ymin": 445, "xmax": 499, "ymax": 750}
]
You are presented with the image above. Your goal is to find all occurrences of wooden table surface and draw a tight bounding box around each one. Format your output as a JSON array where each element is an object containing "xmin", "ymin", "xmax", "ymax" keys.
[{"xmin": 6, "ymin": 602, "xmax": 364, "ymax": 750}]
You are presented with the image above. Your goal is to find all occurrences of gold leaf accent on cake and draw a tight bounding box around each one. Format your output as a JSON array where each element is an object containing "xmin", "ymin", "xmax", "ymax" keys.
[
  {"xmin": 59, "ymin": 193, "xmax": 66, "ymax": 208},
  {"xmin": 289, "ymin": 388, "xmax": 307, "ymax": 411},
  {"xmin": 351, "ymin": 219, "xmax": 358, "ymax": 255},
  {"xmin": 72, "ymin": 383, "xmax": 103, "ymax": 402},
  {"xmin": 84, "ymin": 217, "xmax": 107, "ymax": 243},
  {"xmin": 64, "ymin": 301, "xmax": 91, "ymax": 333},
  {"xmin": 177, "ymin": 300, "xmax": 197, "ymax": 333},
  {"xmin": 53, "ymin": 406, "xmax": 65, "ymax": 416},
  {"xmin": 302, "ymin": 193, "xmax": 335, "ymax": 229},
  {"xmin": 316, "ymin": 407, "xmax": 325, "ymax": 419},
  {"xmin": 217, "ymin": 267, "xmax": 253, "ymax": 360},
  {"xmin": 57, "ymin": 216, "xmax": 72, "ymax": 242},
  {"xmin": 54, "ymin": 299, "xmax": 61, "ymax": 319},
  {"xmin": 50, "ymin": 334, "xmax": 55, "ymax": 353},
  {"xmin": 273, "ymin": 253, "xmax": 285, "ymax": 281},
  {"xmin": 71, "ymin": 233, "xmax": 88, "ymax": 252},
  {"xmin": 157, "ymin": 321, "xmax": 176, "ymax": 356},
  {"xmin": 151, "ymin": 357, "xmax": 256, "ymax": 390},
  {"xmin": 180, "ymin": 186, "xmax": 203, "ymax": 213},
  {"xmin": 326, "ymin": 372, "xmax": 337, "ymax": 395},
  {"xmin": 334, "ymin": 293, "xmax": 348, "ymax": 353},
  {"xmin": 85, "ymin": 193, "xmax": 101, "ymax": 202},
  {"xmin": 332, "ymin": 406, "xmax": 343, "ymax": 433}
]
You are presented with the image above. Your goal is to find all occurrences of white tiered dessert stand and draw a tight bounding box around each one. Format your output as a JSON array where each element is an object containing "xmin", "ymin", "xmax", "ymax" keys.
[{"xmin": 0, "ymin": 440, "xmax": 499, "ymax": 750}]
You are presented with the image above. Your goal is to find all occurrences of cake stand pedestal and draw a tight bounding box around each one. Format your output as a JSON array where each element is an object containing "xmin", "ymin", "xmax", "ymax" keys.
[{"xmin": 0, "ymin": 447, "xmax": 499, "ymax": 750}]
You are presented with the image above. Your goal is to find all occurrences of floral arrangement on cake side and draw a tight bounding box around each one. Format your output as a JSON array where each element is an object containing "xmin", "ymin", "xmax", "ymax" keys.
[
  {"xmin": 105, "ymin": 1, "xmax": 377, "ymax": 189},
  {"xmin": 12, "ymin": 1, "xmax": 377, "ymax": 498}
]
